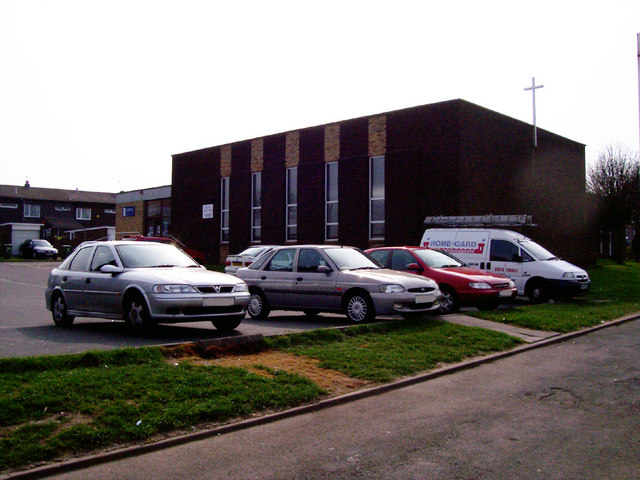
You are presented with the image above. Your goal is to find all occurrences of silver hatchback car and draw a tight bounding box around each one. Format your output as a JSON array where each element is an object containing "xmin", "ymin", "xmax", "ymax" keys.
[
  {"xmin": 235, "ymin": 245, "xmax": 442, "ymax": 323},
  {"xmin": 45, "ymin": 241, "xmax": 250, "ymax": 332}
]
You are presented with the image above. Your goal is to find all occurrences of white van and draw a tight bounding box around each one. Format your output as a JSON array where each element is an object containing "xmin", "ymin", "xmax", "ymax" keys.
[{"xmin": 420, "ymin": 228, "xmax": 590, "ymax": 302}]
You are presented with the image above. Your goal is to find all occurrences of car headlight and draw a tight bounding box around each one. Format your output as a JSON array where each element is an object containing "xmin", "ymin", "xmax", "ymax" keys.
[
  {"xmin": 152, "ymin": 284, "xmax": 198, "ymax": 294},
  {"xmin": 379, "ymin": 284, "xmax": 405, "ymax": 293},
  {"xmin": 562, "ymin": 272, "xmax": 576, "ymax": 279},
  {"xmin": 508, "ymin": 280, "xmax": 516, "ymax": 288},
  {"xmin": 469, "ymin": 282, "xmax": 492, "ymax": 289},
  {"xmin": 234, "ymin": 283, "xmax": 248, "ymax": 293}
]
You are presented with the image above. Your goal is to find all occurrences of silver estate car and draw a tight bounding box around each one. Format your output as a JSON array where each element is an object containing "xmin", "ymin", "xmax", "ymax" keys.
[
  {"xmin": 235, "ymin": 245, "xmax": 442, "ymax": 323},
  {"xmin": 45, "ymin": 241, "xmax": 250, "ymax": 332}
]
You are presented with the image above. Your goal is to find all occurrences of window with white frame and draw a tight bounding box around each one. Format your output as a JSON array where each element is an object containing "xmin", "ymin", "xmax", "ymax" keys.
[
  {"xmin": 286, "ymin": 167, "xmax": 297, "ymax": 241},
  {"xmin": 24, "ymin": 204, "xmax": 40, "ymax": 218},
  {"xmin": 76, "ymin": 207, "xmax": 91, "ymax": 221},
  {"xmin": 325, "ymin": 161, "xmax": 338, "ymax": 240},
  {"xmin": 251, "ymin": 172, "xmax": 261, "ymax": 242},
  {"xmin": 369, "ymin": 156, "xmax": 385, "ymax": 239},
  {"xmin": 220, "ymin": 177, "xmax": 229, "ymax": 243}
]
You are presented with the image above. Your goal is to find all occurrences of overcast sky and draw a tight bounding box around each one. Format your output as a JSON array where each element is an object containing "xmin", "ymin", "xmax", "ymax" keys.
[{"xmin": 1, "ymin": 0, "xmax": 639, "ymax": 193}]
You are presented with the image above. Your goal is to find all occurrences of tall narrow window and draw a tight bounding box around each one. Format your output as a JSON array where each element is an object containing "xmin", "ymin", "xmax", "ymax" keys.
[
  {"xmin": 286, "ymin": 167, "xmax": 297, "ymax": 241},
  {"xmin": 251, "ymin": 172, "xmax": 261, "ymax": 242},
  {"xmin": 325, "ymin": 162, "xmax": 338, "ymax": 241},
  {"xmin": 220, "ymin": 177, "xmax": 229, "ymax": 243},
  {"xmin": 369, "ymin": 156, "xmax": 385, "ymax": 239}
]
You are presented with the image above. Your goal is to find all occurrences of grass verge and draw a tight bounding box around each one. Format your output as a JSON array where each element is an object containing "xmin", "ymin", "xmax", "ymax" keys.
[{"xmin": 0, "ymin": 320, "xmax": 521, "ymax": 472}]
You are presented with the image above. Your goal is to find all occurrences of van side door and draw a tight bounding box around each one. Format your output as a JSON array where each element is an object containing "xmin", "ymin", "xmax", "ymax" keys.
[{"xmin": 488, "ymin": 239, "xmax": 525, "ymax": 292}]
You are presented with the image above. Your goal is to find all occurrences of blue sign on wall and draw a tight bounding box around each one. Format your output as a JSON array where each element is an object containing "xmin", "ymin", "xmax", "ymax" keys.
[{"xmin": 122, "ymin": 206, "xmax": 135, "ymax": 217}]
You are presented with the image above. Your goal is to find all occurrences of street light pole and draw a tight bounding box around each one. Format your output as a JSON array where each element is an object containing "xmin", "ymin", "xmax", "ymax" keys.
[{"xmin": 524, "ymin": 77, "xmax": 544, "ymax": 147}]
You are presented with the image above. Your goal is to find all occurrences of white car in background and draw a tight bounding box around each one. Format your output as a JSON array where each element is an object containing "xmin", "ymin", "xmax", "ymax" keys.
[{"xmin": 225, "ymin": 245, "xmax": 278, "ymax": 274}]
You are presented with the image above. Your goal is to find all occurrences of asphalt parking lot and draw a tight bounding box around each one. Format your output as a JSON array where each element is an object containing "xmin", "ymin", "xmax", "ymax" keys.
[{"xmin": 0, "ymin": 261, "xmax": 354, "ymax": 358}]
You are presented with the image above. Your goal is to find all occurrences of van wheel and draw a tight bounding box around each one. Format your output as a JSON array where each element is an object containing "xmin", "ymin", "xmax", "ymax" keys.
[
  {"xmin": 438, "ymin": 286, "xmax": 459, "ymax": 314},
  {"xmin": 527, "ymin": 280, "xmax": 549, "ymax": 304}
]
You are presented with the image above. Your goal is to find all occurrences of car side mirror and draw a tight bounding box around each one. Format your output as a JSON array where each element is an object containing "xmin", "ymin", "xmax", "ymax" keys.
[
  {"xmin": 407, "ymin": 263, "xmax": 423, "ymax": 272},
  {"xmin": 100, "ymin": 264, "xmax": 124, "ymax": 275},
  {"xmin": 317, "ymin": 265, "xmax": 332, "ymax": 274}
]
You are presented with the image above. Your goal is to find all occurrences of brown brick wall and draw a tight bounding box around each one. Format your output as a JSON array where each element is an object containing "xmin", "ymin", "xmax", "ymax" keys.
[
  {"xmin": 368, "ymin": 115, "xmax": 387, "ymax": 157},
  {"xmin": 221, "ymin": 145, "xmax": 232, "ymax": 177},
  {"xmin": 251, "ymin": 138, "xmax": 264, "ymax": 172},
  {"xmin": 116, "ymin": 200, "xmax": 145, "ymax": 237},
  {"xmin": 285, "ymin": 131, "xmax": 299, "ymax": 167},
  {"xmin": 324, "ymin": 124, "xmax": 340, "ymax": 162}
]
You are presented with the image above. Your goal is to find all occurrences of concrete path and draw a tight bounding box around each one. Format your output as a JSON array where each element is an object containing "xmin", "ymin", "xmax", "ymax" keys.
[{"xmin": 441, "ymin": 313, "xmax": 560, "ymax": 343}]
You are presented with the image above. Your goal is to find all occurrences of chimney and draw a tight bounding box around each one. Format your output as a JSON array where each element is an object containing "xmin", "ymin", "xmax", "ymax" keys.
[{"xmin": 24, "ymin": 180, "xmax": 30, "ymax": 188}]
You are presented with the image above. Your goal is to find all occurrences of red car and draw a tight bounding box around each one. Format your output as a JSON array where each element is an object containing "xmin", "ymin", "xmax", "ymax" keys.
[{"xmin": 365, "ymin": 246, "xmax": 516, "ymax": 314}]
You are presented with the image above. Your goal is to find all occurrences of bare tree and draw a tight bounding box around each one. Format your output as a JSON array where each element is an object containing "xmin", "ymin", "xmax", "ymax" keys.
[{"xmin": 587, "ymin": 144, "xmax": 640, "ymax": 262}]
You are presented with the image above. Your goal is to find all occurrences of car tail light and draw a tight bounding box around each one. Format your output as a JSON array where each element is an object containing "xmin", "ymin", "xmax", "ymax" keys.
[
  {"xmin": 225, "ymin": 260, "xmax": 231, "ymax": 266},
  {"xmin": 244, "ymin": 261, "xmax": 252, "ymax": 266}
]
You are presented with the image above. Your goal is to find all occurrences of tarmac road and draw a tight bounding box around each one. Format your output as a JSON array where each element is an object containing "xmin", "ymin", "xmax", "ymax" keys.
[
  {"xmin": 29, "ymin": 317, "xmax": 640, "ymax": 480},
  {"xmin": 0, "ymin": 261, "xmax": 353, "ymax": 358}
]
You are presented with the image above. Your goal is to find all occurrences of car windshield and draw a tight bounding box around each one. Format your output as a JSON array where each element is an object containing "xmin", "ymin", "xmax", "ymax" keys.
[
  {"xmin": 413, "ymin": 249, "xmax": 463, "ymax": 268},
  {"xmin": 518, "ymin": 240, "xmax": 557, "ymax": 261},
  {"xmin": 324, "ymin": 248, "xmax": 380, "ymax": 270},
  {"xmin": 115, "ymin": 244, "xmax": 199, "ymax": 268},
  {"xmin": 33, "ymin": 240, "xmax": 52, "ymax": 247}
]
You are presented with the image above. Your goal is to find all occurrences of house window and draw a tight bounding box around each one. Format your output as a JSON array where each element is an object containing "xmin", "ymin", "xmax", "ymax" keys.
[
  {"xmin": 286, "ymin": 167, "xmax": 297, "ymax": 241},
  {"xmin": 251, "ymin": 172, "xmax": 261, "ymax": 242},
  {"xmin": 369, "ymin": 156, "xmax": 385, "ymax": 239},
  {"xmin": 221, "ymin": 177, "xmax": 229, "ymax": 243},
  {"xmin": 76, "ymin": 207, "xmax": 91, "ymax": 221},
  {"xmin": 325, "ymin": 162, "xmax": 338, "ymax": 241},
  {"xmin": 24, "ymin": 204, "xmax": 40, "ymax": 218}
]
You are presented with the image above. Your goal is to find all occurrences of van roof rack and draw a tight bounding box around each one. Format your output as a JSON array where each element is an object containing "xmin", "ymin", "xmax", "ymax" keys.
[{"xmin": 423, "ymin": 214, "xmax": 536, "ymax": 227}]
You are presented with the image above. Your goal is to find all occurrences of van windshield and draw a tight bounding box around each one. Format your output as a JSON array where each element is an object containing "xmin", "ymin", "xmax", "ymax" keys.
[{"xmin": 518, "ymin": 240, "xmax": 557, "ymax": 261}]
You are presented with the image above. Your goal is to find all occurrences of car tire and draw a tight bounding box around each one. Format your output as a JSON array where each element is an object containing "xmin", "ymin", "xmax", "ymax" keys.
[
  {"xmin": 51, "ymin": 292, "xmax": 75, "ymax": 327},
  {"xmin": 344, "ymin": 292, "xmax": 375, "ymax": 323},
  {"xmin": 527, "ymin": 279, "xmax": 549, "ymax": 304},
  {"xmin": 247, "ymin": 290, "xmax": 271, "ymax": 319},
  {"xmin": 212, "ymin": 317, "xmax": 242, "ymax": 332},
  {"xmin": 124, "ymin": 293, "xmax": 153, "ymax": 330},
  {"xmin": 438, "ymin": 286, "xmax": 459, "ymax": 314}
]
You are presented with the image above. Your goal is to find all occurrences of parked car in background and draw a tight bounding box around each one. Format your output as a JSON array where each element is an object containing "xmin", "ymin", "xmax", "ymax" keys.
[
  {"xmin": 121, "ymin": 235, "xmax": 206, "ymax": 264},
  {"xmin": 366, "ymin": 246, "xmax": 516, "ymax": 314},
  {"xmin": 45, "ymin": 241, "xmax": 249, "ymax": 332},
  {"xmin": 19, "ymin": 239, "xmax": 58, "ymax": 259},
  {"xmin": 235, "ymin": 245, "xmax": 442, "ymax": 323},
  {"xmin": 225, "ymin": 245, "xmax": 278, "ymax": 274}
]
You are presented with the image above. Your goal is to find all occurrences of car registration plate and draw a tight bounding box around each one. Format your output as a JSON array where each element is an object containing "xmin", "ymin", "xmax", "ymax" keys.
[
  {"xmin": 415, "ymin": 294, "xmax": 435, "ymax": 304},
  {"xmin": 499, "ymin": 289, "xmax": 513, "ymax": 297},
  {"xmin": 232, "ymin": 261, "xmax": 243, "ymax": 266},
  {"xmin": 203, "ymin": 297, "xmax": 235, "ymax": 307}
]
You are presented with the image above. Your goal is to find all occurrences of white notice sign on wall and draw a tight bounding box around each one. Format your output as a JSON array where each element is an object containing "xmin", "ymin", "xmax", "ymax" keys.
[{"xmin": 202, "ymin": 204, "xmax": 214, "ymax": 219}]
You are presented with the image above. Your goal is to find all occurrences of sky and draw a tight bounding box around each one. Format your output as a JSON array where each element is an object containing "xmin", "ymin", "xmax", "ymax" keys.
[{"xmin": 1, "ymin": 0, "xmax": 639, "ymax": 193}]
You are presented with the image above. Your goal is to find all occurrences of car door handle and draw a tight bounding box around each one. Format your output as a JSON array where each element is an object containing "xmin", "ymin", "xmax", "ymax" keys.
[
  {"xmin": 261, "ymin": 275, "xmax": 267, "ymax": 280},
  {"xmin": 85, "ymin": 278, "xmax": 91, "ymax": 284},
  {"xmin": 296, "ymin": 277, "xmax": 303, "ymax": 282}
]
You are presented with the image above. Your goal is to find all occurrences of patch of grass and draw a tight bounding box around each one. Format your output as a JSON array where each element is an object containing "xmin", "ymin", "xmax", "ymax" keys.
[
  {"xmin": 267, "ymin": 318, "xmax": 523, "ymax": 382},
  {"xmin": 0, "ymin": 349, "xmax": 323, "ymax": 470},
  {"xmin": 471, "ymin": 260, "xmax": 640, "ymax": 332}
]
